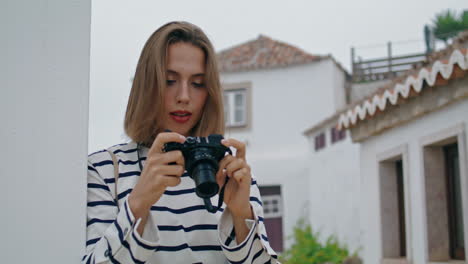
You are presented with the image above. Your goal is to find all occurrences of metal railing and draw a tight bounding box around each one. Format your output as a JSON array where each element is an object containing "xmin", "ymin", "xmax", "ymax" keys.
[{"xmin": 351, "ymin": 42, "xmax": 427, "ymax": 83}]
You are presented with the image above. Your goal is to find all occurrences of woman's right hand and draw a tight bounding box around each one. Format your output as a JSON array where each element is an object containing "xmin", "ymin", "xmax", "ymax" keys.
[{"xmin": 128, "ymin": 132, "xmax": 186, "ymax": 227}]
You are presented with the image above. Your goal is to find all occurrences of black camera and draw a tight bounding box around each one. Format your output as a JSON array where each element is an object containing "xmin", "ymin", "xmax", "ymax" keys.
[{"xmin": 163, "ymin": 134, "xmax": 232, "ymax": 199}]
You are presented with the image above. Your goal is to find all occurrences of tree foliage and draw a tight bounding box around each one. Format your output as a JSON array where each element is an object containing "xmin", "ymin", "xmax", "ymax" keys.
[
  {"xmin": 432, "ymin": 9, "xmax": 468, "ymax": 43},
  {"xmin": 280, "ymin": 219, "xmax": 353, "ymax": 264}
]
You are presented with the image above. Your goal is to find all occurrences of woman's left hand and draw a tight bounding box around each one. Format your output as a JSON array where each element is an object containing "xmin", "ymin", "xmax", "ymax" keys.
[{"xmin": 216, "ymin": 138, "xmax": 253, "ymax": 220}]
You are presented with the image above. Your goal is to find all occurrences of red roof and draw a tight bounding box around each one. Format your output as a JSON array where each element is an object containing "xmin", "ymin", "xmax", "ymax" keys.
[{"xmin": 217, "ymin": 35, "xmax": 323, "ymax": 72}]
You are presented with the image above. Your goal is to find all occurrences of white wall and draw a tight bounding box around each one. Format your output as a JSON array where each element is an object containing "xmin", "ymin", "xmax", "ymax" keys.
[
  {"xmin": 222, "ymin": 59, "xmax": 338, "ymax": 157},
  {"xmin": 350, "ymin": 79, "xmax": 391, "ymax": 103},
  {"xmin": 2, "ymin": 1, "xmax": 91, "ymax": 262},
  {"xmin": 332, "ymin": 63, "xmax": 347, "ymax": 111},
  {"xmin": 359, "ymin": 99, "xmax": 468, "ymax": 264},
  {"xmin": 221, "ymin": 58, "xmax": 344, "ymax": 249},
  {"xmin": 306, "ymin": 128, "xmax": 362, "ymax": 254}
]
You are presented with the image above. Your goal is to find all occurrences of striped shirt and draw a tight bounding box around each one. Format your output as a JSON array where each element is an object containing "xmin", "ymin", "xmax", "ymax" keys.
[{"xmin": 83, "ymin": 141, "xmax": 278, "ymax": 263}]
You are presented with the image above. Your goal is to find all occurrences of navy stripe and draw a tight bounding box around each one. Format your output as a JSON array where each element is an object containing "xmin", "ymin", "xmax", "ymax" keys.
[
  {"xmin": 252, "ymin": 248, "xmax": 264, "ymax": 263},
  {"xmin": 224, "ymin": 227, "xmax": 236, "ymax": 246},
  {"xmin": 252, "ymin": 179, "xmax": 257, "ymax": 185},
  {"xmin": 151, "ymin": 205, "xmax": 223, "ymax": 214},
  {"xmin": 164, "ymin": 188, "xmax": 195, "ymax": 195},
  {"xmin": 156, "ymin": 244, "xmax": 189, "ymax": 252},
  {"xmin": 119, "ymin": 157, "xmax": 146, "ymax": 165},
  {"xmin": 114, "ymin": 220, "xmax": 145, "ymax": 264},
  {"xmin": 120, "ymin": 171, "xmax": 141, "ymax": 177},
  {"xmin": 89, "ymin": 149, "xmax": 106, "ymax": 156},
  {"xmin": 114, "ymin": 220, "xmax": 124, "ymax": 242},
  {"xmin": 250, "ymin": 196, "xmax": 263, "ymax": 206},
  {"xmin": 117, "ymin": 188, "xmax": 132, "ymax": 200},
  {"xmin": 191, "ymin": 245, "xmax": 222, "ymax": 251},
  {"xmin": 223, "ymin": 223, "xmax": 258, "ymax": 254},
  {"xmin": 229, "ymin": 234, "xmax": 260, "ymax": 264},
  {"xmin": 158, "ymin": 224, "xmax": 217, "ymax": 232},
  {"xmin": 261, "ymin": 234, "xmax": 269, "ymax": 242},
  {"xmin": 131, "ymin": 231, "xmax": 158, "ymax": 250},
  {"xmin": 85, "ymin": 252, "xmax": 93, "ymax": 264},
  {"xmin": 222, "ymin": 221, "xmax": 257, "ymax": 252},
  {"xmin": 87, "ymin": 183, "xmax": 110, "ymax": 192},
  {"xmin": 86, "ymin": 238, "xmax": 100, "ymax": 247},
  {"xmin": 93, "ymin": 160, "xmax": 113, "ymax": 167},
  {"xmin": 87, "ymin": 218, "xmax": 114, "ymax": 226},
  {"xmin": 124, "ymin": 200, "xmax": 133, "ymax": 225},
  {"xmin": 87, "ymin": 200, "xmax": 116, "ymax": 207},
  {"xmin": 105, "ymin": 238, "xmax": 121, "ymax": 264},
  {"xmin": 258, "ymin": 216, "xmax": 264, "ymax": 222},
  {"xmin": 114, "ymin": 148, "xmax": 138, "ymax": 154},
  {"xmin": 125, "ymin": 242, "xmax": 145, "ymax": 264},
  {"xmin": 82, "ymin": 255, "xmax": 86, "ymax": 261},
  {"xmin": 156, "ymin": 244, "xmax": 222, "ymax": 252},
  {"xmin": 104, "ymin": 171, "xmax": 140, "ymax": 183},
  {"xmin": 88, "ymin": 165, "xmax": 98, "ymax": 173},
  {"xmin": 264, "ymin": 259, "xmax": 271, "ymax": 264}
]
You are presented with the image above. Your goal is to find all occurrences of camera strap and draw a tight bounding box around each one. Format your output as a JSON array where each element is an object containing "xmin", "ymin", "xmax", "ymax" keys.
[{"xmin": 204, "ymin": 177, "xmax": 229, "ymax": 213}]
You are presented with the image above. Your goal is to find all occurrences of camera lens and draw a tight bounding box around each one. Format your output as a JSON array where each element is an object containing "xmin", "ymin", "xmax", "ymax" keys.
[{"xmin": 192, "ymin": 162, "xmax": 219, "ymax": 198}]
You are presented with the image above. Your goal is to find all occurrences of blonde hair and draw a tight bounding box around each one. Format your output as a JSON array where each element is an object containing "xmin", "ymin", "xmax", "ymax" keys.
[{"xmin": 124, "ymin": 21, "xmax": 224, "ymax": 147}]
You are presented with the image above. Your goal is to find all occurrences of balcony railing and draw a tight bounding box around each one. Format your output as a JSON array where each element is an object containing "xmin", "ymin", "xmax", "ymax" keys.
[{"xmin": 351, "ymin": 42, "xmax": 427, "ymax": 83}]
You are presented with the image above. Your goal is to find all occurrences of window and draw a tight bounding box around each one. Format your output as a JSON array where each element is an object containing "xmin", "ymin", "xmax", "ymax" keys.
[
  {"xmin": 314, "ymin": 132, "xmax": 326, "ymax": 151},
  {"xmin": 444, "ymin": 143, "xmax": 465, "ymax": 260},
  {"xmin": 396, "ymin": 160, "xmax": 407, "ymax": 257},
  {"xmin": 423, "ymin": 138, "xmax": 465, "ymax": 261},
  {"xmin": 224, "ymin": 89, "xmax": 247, "ymax": 127},
  {"xmin": 259, "ymin": 186, "xmax": 283, "ymax": 252},
  {"xmin": 379, "ymin": 157, "xmax": 408, "ymax": 259},
  {"xmin": 331, "ymin": 127, "xmax": 346, "ymax": 144},
  {"xmin": 262, "ymin": 195, "xmax": 282, "ymax": 218}
]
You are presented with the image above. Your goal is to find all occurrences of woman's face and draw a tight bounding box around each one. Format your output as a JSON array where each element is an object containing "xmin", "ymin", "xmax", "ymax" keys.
[{"xmin": 162, "ymin": 42, "xmax": 208, "ymax": 136}]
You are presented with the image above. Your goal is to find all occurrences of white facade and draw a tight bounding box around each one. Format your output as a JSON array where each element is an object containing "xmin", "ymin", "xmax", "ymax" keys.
[
  {"xmin": 305, "ymin": 126, "xmax": 362, "ymax": 254},
  {"xmin": 220, "ymin": 58, "xmax": 347, "ymax": 249},
  {"xmin": 358, "ymin": 98, "xmax": 468, "ymax": 264},
  {"xmin": 2, "ymin": 1, "xmax": 91, "ymax": 262}
]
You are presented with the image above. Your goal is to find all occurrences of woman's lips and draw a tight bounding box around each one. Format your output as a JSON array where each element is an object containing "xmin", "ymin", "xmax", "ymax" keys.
[{"xmin": 170, "ymin": 111, "xmax": 192, "ymax": 123}]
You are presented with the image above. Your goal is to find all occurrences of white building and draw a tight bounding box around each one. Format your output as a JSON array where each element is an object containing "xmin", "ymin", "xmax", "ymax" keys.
[
  {"xmin": 338, "ymin": 36, "xmax": 468, "ymax": 264},
  {"xmin": 303, "ymin": 112, "xmax": 362, "ymax": 254},
  {"xmin": 217, "ymin": 35, "xmax": 348, "ymax": 252}
]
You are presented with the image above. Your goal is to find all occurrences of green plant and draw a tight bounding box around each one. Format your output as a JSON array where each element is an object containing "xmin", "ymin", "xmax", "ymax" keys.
[
  {"xmin": 432, "ymin": 9, "xmax": 468, "ymax": 44},
  {"xmin": 280, "ymin": 219, "xmax": 353, "ymax": 264}
]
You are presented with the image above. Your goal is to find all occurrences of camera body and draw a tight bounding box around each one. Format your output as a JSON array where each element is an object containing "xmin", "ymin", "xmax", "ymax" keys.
[{"xmin": 164, "ymin": 134, "xmax": 231, "ymax": 199}]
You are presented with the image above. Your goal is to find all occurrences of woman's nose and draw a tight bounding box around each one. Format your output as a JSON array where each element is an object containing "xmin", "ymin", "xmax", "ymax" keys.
[{"xmin": 176, "ymin": 81, "xmax": 190, "ymax": 104}]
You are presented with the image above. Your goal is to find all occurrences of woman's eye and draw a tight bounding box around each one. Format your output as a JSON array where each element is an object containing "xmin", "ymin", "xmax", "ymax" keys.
[
  {"xmin": 192, "ymin": 82, "xmax": 205, "ymax": 88},
  {"xmin": 166, "ymin": 80, "xmax": 176, "ymax": 86}
]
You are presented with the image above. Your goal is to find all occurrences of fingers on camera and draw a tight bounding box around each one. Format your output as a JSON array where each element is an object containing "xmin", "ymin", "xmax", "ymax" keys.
[
  {"xmin": 150, "ymin": 132, "xmax": 186, "ymax": 155},
  {"xmin": 225, "ymin": 158, "xmax": 245, "ymax": 178},
  {"xmin": 162, "ymin": 175, "xmax": 182, "ymax": 187},
  {"xmin": 163, "ymin": 150, "xmax": 184, "ymax": 167}
]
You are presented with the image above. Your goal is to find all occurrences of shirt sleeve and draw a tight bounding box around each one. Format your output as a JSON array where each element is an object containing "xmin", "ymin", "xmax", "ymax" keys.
[
  {"xmin": 217, "ymin": 177, "xmax": 280, "ymax": 264},
  {"xmin": 82, "ymin": 156, "xmax": 161, "ymax": 264}
]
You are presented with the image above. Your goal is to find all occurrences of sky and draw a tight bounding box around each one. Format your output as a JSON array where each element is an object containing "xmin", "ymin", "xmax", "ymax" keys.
[{"xmin": 88, "ymin": 0, "xmax": 466, "ymax": 153}]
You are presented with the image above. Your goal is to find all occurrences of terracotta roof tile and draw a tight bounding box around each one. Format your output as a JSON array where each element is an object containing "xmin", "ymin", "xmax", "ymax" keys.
[{"xmin": 217, "ymin": 35, "xmax": 323, "ymax": 72}]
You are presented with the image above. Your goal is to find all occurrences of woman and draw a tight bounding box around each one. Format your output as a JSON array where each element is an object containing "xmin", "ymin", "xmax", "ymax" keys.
[{"xmin": 84, "ymin": 21, "xmax": 278, "ymax": 263}]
